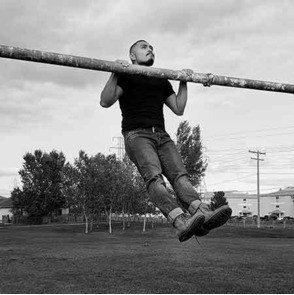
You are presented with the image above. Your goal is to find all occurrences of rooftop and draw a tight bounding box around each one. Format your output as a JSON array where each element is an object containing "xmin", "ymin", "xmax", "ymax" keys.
[
  {"xmin": 0, "ymin": 198, "xmax": 12, "ymax": 208},
  {"xmin": 202, "ymin": 187, "xmax": 294, "ymax": 199},
  {"xmin": 263, "ymin": 187, "xmax": 294, "ymax": 197}
]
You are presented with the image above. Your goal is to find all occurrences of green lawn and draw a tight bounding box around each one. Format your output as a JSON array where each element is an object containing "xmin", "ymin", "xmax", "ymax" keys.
[{"xmin": 0, "ymin": 223, "xmax": 293, "ymax": 294}]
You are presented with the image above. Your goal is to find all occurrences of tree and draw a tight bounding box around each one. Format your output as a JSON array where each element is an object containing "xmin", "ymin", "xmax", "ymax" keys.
[
  {"xmin": 176, "ymin": 120, "xmax": 207, "ymax": 186},
  {"xmin": 114, "ymin": 155, "xmax": 155, "ymax": 232},
  {"xmin": 116, "ymin": 155, "xmax": 137, "ymax": 230},
  {"xmin": 63, "ymin": 151, "xmax": 146, "ymax": 234},
  {"xmin": 210, "ymin": 191, "xmax": 228, "ymax": 210},
  {"xmin": 100, "ymin": 154, "xmax": 125, "ymax": 234},
  {"xmin": 63, "ymin": 150, "xmax": 154, "ymax": 234},
  {"xmin": 127, "ymin": 171, "xmax": 157, "ymax": 232},
  {"xmin": 63, "ymin": 151, "xmax": 106, "ymax": 234},
  {"xmin": 62, "ymin": 161, "xmax": 82, "ymax": 222},
  {"xmin": 10, "ymin": 187, "xmax": 25, "ymax": 222},
  {"xmin": 11, "ymin": 149, "xmax": 66, "ymax": 223}
]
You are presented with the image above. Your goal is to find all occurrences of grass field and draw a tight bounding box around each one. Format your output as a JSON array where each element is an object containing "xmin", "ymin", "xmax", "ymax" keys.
[{"xmin": 0, "ymin": 222, "xmax": 293, "ymax": 294}]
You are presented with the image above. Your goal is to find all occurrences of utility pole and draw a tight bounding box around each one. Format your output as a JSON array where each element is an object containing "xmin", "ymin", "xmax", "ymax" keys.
[
  {"xmin": 249, "ymin": 150, "xmax": 266, "ymax": 228},
  {"xmin": 110, "ymin": 136, "xmax": 125, "ymax": 160},
  {"xmin": 13, "ymin": 177, "xmax": 18, "ymax": 188}
]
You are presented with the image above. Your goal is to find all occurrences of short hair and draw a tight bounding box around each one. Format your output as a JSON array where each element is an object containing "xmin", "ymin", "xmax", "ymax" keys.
[{"xmin": 129, "ymin": 40, "xmax": 148, "ymax": 54}]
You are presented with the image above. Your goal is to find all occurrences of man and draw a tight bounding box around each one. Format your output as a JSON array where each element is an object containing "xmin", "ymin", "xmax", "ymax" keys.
[{"xmin": 100, "ymin": 40, "xmax": 232, "ymax": 242}]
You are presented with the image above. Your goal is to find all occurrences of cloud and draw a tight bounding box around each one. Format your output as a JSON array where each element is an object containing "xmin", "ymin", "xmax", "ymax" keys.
[
  {"xmin": 0, "ymin": 189, "xmax": 11, "ymax": 198},
  {"xmin": 0, "ymin": 0, "xmax": 94, "ymax": 49},
  {"xmin": 2, "ymin": 59, "xmax": 101, "ymax": 89},
  {"xmin": 1, "ymin": 0, "xmax": 294, "ymax": 194},
  {"xmin": 0, "ymin": 169, "xmax": 18, "ymax": 178},
  {"xmin": 2, "ymin": 0, "xmax": 293, "ymax": 90},
  {"xmin": 0, "ymin": 1, "xmax": 115, "ymax": 89},
  {"xmin": 0, "ymin": 79, "xmax": 101, "ymax": 132}
]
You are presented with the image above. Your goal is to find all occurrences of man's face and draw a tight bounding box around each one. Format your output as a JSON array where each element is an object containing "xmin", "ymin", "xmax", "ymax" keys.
[{"xmin": 130, "ymin": 41, "xmax": 155, "ymax": 66}]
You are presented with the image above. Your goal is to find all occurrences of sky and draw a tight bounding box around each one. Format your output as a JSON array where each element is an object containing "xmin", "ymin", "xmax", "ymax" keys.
[{"xmin": 0, "ymin": 0, "xmax": 294, "ymax": 198}]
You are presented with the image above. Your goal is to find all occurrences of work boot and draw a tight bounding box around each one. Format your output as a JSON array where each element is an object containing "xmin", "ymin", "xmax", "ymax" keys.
[
  {"xmin": 188, "ymin": 200, "xmax": 232, "ymax": 237},
  {"xmin": 169, "ymin": 209, "xmax": 205, "ymax": 242}
]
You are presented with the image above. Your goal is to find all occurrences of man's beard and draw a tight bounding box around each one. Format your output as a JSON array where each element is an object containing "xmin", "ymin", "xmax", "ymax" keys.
[{"xmin": 142, "ymin": 57, "xmax": 154, "ymax": 66}]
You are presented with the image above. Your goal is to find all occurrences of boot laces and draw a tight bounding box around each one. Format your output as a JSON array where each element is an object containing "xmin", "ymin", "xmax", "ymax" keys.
[
  {"xmin": 194, "ymin": 235, "xmax": 202, "ymax": 246},
  {"xmin": 177, "ymin": 213, "xmax": 189, "ymax": 224},
  {"xmin": 199, "ymin": 203, "xmax": 211, "ymax": 214}
]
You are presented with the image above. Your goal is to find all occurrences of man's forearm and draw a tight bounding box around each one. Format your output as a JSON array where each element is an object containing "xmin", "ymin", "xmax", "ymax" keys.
[
  {"xmin": 100, "ymin": 73, "xmax": 119, "ymax": 107},
  {"xmin": 176, "ymin": 81, "xmax": 188, "ymax": 115}
]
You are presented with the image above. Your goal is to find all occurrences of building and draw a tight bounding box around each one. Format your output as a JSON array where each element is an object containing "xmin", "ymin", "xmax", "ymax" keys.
[
  {"xmin": 261, "ymin": 187, "xmax": 294, "ymax": 219},
  {"xmin": 0, "ymin": 197, "xmax": 13, "ymax": 223},
  {"xmin": 203, "ymin": 187, "xmax": 294, "ymax": 219}
]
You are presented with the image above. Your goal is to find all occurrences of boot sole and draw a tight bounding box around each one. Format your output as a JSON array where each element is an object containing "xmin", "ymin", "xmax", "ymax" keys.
[
  {"xmin": 203, "ymin": 206, "xmax": 232, "ymax": 231},
  {"xmin": 178, "ymin": 215, "xmax": 205, "ymax": 242},
  {"xmin": 194, "ymin": 226, "xmax": 210, "ymax": 237}
]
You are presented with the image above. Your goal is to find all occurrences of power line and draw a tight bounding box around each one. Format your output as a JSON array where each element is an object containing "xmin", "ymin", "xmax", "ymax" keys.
[
  {"xmin": 257, "ymin": 143, "xmax": 294, "ymax": 151},
  {"xmin": 234, "ymin": 168, "xmax": 294, "ymax": 172},
  {"xmin": 205, "ymin": 147, "xmax": 248, "ymax": 154},
  {"xmin": 268, "ymin": 151, "xmax": 294, "ymax": 155},
  {"xmin": 206, "ymin": 174, "xmax": 255, "ymax": 187},
  {"xmin": 207, "ymin": 151, "xmax": 248, "ymax": 159},
  {"xmin": 207, "ymin": 155, "xmax": 249, "ymax": 164},
  {"xmin": 206, "ymin": 144, "xmax": 294, "ymax": 155},
  {"xmin": 261, "ymin": 172, "xmax": 294, "ymax": 175},
  {"xmin": 205, "ymin": 131, "xmax": 294, "ymax": 142},
  {"xmin": 203, "ymin": 125, "xmax": 294, "ymax": 141}
]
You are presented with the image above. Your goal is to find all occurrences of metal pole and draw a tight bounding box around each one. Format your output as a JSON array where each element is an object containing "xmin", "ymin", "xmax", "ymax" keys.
[
  {"xmin": 1, "ymin": 44, "xmax": 294, "ymax": 94},
  {"xmin": 249, "ymin": 150, "xmax": 266, "ymax": 228},
  {"xmin": 257, "ymin": 152, "xmax": 260, "ymax": 229}
]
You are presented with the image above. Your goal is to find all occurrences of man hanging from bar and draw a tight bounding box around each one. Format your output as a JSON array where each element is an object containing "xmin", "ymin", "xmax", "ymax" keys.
[{"xmin": 100, "ymin": 40, "xmax": 232, "ymax": 242}]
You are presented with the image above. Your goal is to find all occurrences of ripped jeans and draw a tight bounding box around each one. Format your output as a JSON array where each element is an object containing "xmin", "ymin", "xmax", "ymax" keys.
[{"xmin": 123, "ymin": 127, "xmax": 200, "ymax": 217}]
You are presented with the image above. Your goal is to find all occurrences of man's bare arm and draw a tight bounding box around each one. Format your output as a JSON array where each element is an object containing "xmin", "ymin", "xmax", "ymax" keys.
[
  {"xmin": 165, "ymin": 69, "xmax": 193, "ymax": 116},
  {"xmin": 100, "ymin": 60, "xmax": 129, "ymax": 108},
  {"xmin": 100, "ymin": 73, "xmax": 123, "ymax": 108},
  {"xmin": 165, "ymin": 81, "xmax": 188, "ymax": 116}
]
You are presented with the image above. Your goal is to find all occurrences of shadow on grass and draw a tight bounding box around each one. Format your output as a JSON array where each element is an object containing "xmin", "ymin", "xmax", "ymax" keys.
[{"xmin": 0, "ymin": 224, "xmax": 293, "ymax": 293}]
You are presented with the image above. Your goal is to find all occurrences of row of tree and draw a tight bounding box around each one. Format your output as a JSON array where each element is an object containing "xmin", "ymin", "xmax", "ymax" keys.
[
  {"xmin": 11, "ymin": 121, "xmax": 227, "ymax": 233},
  {"xmin": 11, "ymin": 150, "xmax": 150, "ymax": 233}
]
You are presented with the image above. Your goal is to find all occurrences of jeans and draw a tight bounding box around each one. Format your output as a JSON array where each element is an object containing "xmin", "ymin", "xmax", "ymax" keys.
[{"xmin": 123, "ymin": 127, "xmax": 200, "ymax": 217}]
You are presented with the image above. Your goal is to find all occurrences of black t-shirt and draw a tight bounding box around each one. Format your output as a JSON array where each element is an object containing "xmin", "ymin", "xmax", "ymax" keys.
[{"xmin": 117, "ymin": 74, "xmax": 175, "ymax": 132}]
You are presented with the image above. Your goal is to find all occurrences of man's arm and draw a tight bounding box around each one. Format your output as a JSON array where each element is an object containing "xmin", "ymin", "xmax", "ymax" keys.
[
  {"xmin": 165, "ymin": 69, "xmax": 193, "ymax": 116},
  {"xmin": 165, "ymin": 81, "xmax": 188, "ymax": 116},
  {"xmin": 100, "ymin": 60, "xmax": 130, "ymax": 108},
  {"xmin": 100, "ymin": 73, "xmax": 123, "ymax": 108}
]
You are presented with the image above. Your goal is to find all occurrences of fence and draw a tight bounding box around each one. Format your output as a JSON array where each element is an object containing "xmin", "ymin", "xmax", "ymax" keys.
[
  {"xmin": 227, "ymin": 217, "xmax": 294, "ymax": 229},
  {"xmin": 9, "ymin": 213, "xmax": 168, "ymax": 225}
]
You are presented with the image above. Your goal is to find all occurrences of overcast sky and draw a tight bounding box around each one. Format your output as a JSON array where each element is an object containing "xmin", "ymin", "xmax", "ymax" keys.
[{"xmin": 1, "ymin": 0, "xmax": 294, "ymax": 198}]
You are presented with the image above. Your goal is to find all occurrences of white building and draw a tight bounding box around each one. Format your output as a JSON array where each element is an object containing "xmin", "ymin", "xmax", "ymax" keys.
[
  {"xmin": 0, "ymin": 197, "xmax": 13, "ymax": 223},
  {"xmin": 202, "ymin": 187, "xmax": 294, "ymax": 219}
]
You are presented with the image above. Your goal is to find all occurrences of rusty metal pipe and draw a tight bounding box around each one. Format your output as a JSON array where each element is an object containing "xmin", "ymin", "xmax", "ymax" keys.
[{"xmin": 0, "ymin": 44, "xmax": 293, "ymax": 94}]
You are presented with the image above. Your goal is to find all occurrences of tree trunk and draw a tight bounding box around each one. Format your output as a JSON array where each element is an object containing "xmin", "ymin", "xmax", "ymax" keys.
[
  {"xmin": 127, "ymin": 212, "xmax": 131, "ymax": 228},
  {"xmin": 95, "ymin": 210, "xmax": 100, "ymax": 228},
  {"xmin": 122, "ymin": 209, "xmax": 125, "ymax": 231},
  {"xmin": 84, "ymin": 212, "xmax": 89, "ymax": 234},
  {"xmin": 109, "ymin": 206, "xmax": 112, "ymax": 234},
  {"xmin": 142, "ymin": 213, "xmax": 147, "ymax": 232},
  {"xmin": 96, "ymin": 212, "xmax": 100, "ymax": 229},
  {"xmin": 90, "ymin": 214, "xmax": 93, "ymax": 232}
]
